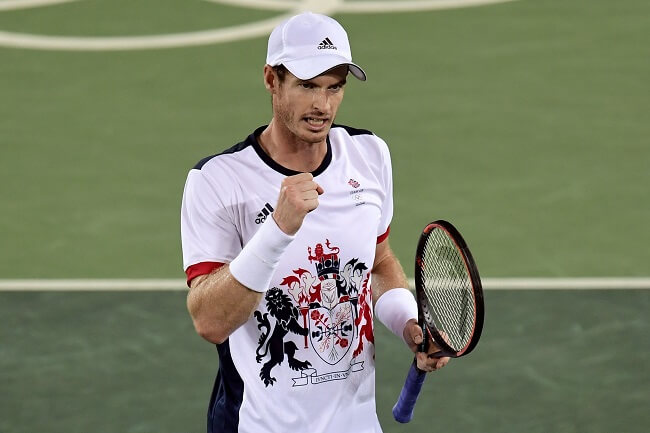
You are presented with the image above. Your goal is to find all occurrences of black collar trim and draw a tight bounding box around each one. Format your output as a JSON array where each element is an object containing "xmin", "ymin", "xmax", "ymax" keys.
[{"xmin": 248, "ymin": 125, "xmax": 332, "ymax": 177}]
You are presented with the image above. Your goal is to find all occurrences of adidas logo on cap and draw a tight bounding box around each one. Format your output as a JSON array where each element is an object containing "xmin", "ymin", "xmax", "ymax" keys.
[{"xmin": 317, "ymin": 37, "xmax": 337, "ymax": 50}]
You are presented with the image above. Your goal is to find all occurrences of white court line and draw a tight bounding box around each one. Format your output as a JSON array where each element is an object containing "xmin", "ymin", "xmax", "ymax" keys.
[
  {"xmin": 0, "ymin": 0, "xmax": 80, "ymax": 11},
  {"xmin": 0, "ymin": 278, "xmax": 648, "ymax": 291},
  {"xmin": 0, "ymin": 15, "xmax": 293, "ymax": 50},
  {"xmin": 0, "ymin": 0, "xmax": 520, "ymax": 50},
  {"xmin": 203, "ymin": 0, "xmax": 519, "ymax": 13}
]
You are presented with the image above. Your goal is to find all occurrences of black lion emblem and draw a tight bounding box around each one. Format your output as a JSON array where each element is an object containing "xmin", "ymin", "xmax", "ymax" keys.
[{"xmin": 254, "ymin": 287, "xmax": 311, "ymax": 386}]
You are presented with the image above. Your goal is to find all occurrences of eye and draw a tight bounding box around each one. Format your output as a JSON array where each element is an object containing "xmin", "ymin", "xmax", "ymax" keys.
[
  {"xmin": 300, "ymin": 82, "xmax": 314, "ymax": 89},
  {"xmin": 329, "ymin": 83, "xmax": 346, "ymax": 93}
]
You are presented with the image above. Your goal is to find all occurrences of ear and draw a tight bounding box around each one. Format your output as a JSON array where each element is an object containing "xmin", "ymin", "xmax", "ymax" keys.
[{"xmin": 263, "ymin": 64, "xmax": 276, "ymax": 94}]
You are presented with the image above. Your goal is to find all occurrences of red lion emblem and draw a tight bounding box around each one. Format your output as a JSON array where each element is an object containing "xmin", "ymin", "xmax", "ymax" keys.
[{"xmin": 353, "ymin": 274, "xmax": 373, "ymax": 358}]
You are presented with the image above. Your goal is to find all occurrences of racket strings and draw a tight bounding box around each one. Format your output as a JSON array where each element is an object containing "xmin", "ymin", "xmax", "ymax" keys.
[{"xmin": 421, "ymin": 230, "xmax": 475, "ymax": 351}]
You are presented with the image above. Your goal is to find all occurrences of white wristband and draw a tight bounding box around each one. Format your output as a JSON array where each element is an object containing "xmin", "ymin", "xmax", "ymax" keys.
[
  {"xmin": 374, "ymin": 288, "xmax": 418, "ymax": 343},
  {"xmin": 229, "ymin": 216, "xmax": 294, "ymax": 293}
]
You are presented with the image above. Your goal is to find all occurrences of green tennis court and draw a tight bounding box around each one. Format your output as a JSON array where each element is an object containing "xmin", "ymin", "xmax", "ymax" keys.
[
  {"xmin": 1, "ymin": 0, "xmax": 648, "ymax": 431},
  {"xmin": 1, "ymin": 289, "xmax": 648, "ymax": 432}
]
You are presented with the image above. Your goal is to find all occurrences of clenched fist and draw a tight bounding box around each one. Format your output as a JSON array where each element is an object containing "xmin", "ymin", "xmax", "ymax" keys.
[{"xmin": 273, "ymin": 173, "xmax": 324, "ymax": 235}]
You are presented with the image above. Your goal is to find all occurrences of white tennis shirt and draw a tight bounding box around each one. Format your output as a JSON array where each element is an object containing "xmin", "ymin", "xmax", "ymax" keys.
[{"xmin": 181, "ymin": 124, "xmax": 394, "ymax": 433}]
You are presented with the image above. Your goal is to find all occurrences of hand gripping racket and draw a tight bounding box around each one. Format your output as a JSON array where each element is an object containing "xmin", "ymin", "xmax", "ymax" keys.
[{"xmin": 392, "ymin": 220, "xmax": 485, "ymax": 423}]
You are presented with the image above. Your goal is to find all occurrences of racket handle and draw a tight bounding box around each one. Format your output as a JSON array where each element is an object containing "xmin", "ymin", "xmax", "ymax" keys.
[{"xmin": 392, "ymin": 360, "xmax": 427, "ymax": 423}]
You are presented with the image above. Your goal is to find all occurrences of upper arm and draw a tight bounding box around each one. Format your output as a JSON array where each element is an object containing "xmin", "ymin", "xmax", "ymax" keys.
[
  {"xmin": 181, "ymin": 167, "xmax": 242, "ymax": 275},
  {"xmin": 375, "ymin": 137, "xmax": 393, "ymax": 239}
]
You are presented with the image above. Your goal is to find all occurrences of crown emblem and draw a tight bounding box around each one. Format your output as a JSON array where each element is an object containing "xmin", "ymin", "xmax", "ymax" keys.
[{"xmin": 308, "ymin": 239, "xmax": 340, "ymax": 280}]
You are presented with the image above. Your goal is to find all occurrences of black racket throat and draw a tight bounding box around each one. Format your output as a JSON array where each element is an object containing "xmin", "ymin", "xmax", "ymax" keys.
[{"xmin": 418, "ymin": 322, "xmax": 428, "ymax": 353}]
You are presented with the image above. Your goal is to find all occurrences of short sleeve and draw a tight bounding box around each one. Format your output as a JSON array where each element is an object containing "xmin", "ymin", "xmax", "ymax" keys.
[
  {"xmin": 180, "ymin": 167, "xmax": 242, "ymax": 271},
  {"xmin": 376, "ymin": 137, "xmax": 394, "ymax": 240}
]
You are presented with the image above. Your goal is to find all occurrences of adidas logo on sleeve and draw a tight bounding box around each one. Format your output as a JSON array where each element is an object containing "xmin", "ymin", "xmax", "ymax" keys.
[{"xmin": 255, "ymin": 203, "xmax": 275, "ymax": 224}]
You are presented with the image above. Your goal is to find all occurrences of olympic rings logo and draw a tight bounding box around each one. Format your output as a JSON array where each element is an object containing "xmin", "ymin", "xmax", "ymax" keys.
[{"xmin": 0, "ymin": 0, "xmax": 518, "ymax": 50}]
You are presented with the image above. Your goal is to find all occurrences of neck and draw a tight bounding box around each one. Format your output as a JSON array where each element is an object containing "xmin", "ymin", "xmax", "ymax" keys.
[{"xmin": 258, "ymin": 119, "xmax": 328, "ymax": 173}]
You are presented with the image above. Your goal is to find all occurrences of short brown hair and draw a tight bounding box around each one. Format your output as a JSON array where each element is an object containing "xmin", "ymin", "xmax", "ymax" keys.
[{"xmin": 272, "ymin": 65, "xmax": 288, "ymax": 83}]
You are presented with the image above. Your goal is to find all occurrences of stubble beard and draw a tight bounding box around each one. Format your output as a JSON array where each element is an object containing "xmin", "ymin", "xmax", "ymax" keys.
[{"xmin": 275, "ymin": 99, "xmax": 329, "ymax": 145}]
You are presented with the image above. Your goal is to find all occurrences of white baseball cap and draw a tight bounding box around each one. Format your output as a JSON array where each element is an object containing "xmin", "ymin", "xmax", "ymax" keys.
[{"xmin": 266, "ymin": 12, "xmax": 367, "ymax": 81}]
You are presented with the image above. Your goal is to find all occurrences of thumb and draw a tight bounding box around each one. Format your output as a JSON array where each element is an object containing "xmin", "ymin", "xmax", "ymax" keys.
[{"xmin": 410, "ymin": 323, "xmax": 423, "ymax": 346}]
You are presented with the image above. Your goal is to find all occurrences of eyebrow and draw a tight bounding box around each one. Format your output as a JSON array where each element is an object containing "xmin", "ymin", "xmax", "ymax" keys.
[{"xmin": 297, "ymin": 78, "xmax": 347, "ymax": 88}]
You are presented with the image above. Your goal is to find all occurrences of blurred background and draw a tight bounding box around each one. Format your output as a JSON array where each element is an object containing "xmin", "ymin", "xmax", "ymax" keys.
[{"xmin": 1, "ymin": 0, "xmax": 648, "ymax": 432}]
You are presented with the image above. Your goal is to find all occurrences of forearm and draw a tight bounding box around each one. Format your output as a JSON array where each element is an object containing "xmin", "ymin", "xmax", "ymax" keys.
[
  {"xmin": 371, "ymin": 244, "xmax": 409, "ymax": 306},
  {"xmin": 187, "ymin": 266, "xmax": 263, "ymax": 344},
  {"xmin": 184, "ymin": 174, "xmax": 320, "ymax": 344},
  {"xmin": 371, "ymin": 240, "xmax": 418, "ymax": 344}
]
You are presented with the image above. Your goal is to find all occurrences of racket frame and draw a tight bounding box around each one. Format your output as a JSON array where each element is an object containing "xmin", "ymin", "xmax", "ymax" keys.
[{"xmin": 415, "ymin": 220, "xmax": 484, "ymax": 358}]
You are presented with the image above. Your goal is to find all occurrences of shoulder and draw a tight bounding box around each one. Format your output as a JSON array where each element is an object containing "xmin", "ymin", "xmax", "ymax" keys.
[
  {"xmin": 330, "ymin": 123, "xmax": 391, "ymax": 161},
  {"xmin": 187, "ymin": 126, "xmax": 267, "ymax": 186},
  {"xmin": 192, "ymin": 130, "xmax": 259, "ymax": 172},
  {"xmin": 330, "ymin": 124, "xmax": 375, "ymax": 138},
  {"xmin": 330, "ymin": 124, "xmax": 388, "ymax": 148},
  {"xmin": 183, "ymin": 127, "xmax": 265, "ymax": 201}
]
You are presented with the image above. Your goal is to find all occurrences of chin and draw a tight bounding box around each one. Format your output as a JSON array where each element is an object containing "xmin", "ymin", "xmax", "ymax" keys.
[
  {"xmin": 302, "ymin": 125, "xmax": 331, "ymax": 142},
  {"xmin": 304, "ymin": 131, "xmax": 328, "ymax": 144}
]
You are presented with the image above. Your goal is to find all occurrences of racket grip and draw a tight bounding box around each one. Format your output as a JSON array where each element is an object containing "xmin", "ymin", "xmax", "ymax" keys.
[{"xmin": 392, "ymin": 361, "xmax": 427, "ymax": 423}]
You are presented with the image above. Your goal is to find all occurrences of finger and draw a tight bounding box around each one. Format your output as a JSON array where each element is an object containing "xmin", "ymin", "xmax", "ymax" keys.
[
  {"xmin": 435, "ymin": 357, "xmax": 450, "ymax": 370},
  {"xmin": 316, "ymin": 184, "xmax": 324, "ymax": 195},
  {"xmin": 305, "ymin": 198, "xmax": 320, "ymax": 212},
  {"xmin": 415, "ymin": 352, "xmax": 427, "ymax": 370},
  {"xmin": 416, "ymin": 352, "xmax": 435, "ymax": 372},
  {"xmin": 297, "ymin": 181, "xmax": 320, "ymax": 192},
  {"xmin": 284, "ymin": 172, "xmax": 313, "ymax": 185},
  {"xmin": 301, "ymin": 190, "xmax": 319, "ymax": 200},
  {"xmin": 411, "ymin": 325, "xmax": 423, "ymax": 347}
]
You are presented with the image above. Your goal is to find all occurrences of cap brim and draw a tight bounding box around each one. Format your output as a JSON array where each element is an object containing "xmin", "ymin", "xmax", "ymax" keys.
[{"xmin": 283, "ymin": 55, "xmax": 367, "ymax": 81}]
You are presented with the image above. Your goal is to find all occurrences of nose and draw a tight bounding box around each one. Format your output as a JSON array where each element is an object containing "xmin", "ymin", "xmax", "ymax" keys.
[{"xmin": 311, "ymin": 88, "xmax": 330, "ymax": 112}]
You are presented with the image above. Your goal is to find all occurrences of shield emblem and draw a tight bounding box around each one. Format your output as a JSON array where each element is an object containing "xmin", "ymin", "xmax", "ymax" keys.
[{"xmin": 309, "ymin": 301, "xmax": 354, "ymax": 365}]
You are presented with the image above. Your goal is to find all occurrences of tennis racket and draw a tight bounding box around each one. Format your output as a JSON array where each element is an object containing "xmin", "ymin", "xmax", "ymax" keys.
[{"xmin": 392, "ymin": 219, "xmax": 485, "ymax": 423}]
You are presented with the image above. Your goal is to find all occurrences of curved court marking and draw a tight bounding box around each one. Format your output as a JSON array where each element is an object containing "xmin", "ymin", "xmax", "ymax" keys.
[
  {"xmin": 0, "ymin": 14, "xmax": 294, "ymax": 50},
  {"xmin": 0, "ymin": 278, "xmax": 648, "ymax": 291},
  {"xmin": 0, "ymin": 0, "xmax": 519, "ymax": 50},
  {"xmin": 0, "ymin": 0, "xmax": 79, "ymax": 11},
  {"xmin": 203, "ymin": 0, "xmax": 518, "ymax": 13},
  {"xmin": 337, "ymin": 0, "xmax": 518, "ymax": 13}
]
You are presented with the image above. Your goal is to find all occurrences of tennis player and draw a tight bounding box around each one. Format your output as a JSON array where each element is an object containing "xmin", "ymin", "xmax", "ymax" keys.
[{"xmin": 180, "ymin": 12, "xmax": 449, "ymax": 433}]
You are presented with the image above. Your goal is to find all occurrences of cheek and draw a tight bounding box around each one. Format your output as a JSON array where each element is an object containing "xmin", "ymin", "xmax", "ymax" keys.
[
  {"xmin": 330, "ymin": 93, "xmax": 344, "ymax": 112},
  {"xmin": 275, "ymin": 95, "xmax": 294, "ymax": 120},
  {"xmin": 279, "ymin": 92, "xmax": 307, "ymax": 114}
]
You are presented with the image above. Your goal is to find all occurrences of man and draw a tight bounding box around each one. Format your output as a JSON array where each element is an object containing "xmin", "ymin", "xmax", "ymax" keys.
[{"xmin": 180, "ymin": 12, "xmax": 449, "ymax": 433}]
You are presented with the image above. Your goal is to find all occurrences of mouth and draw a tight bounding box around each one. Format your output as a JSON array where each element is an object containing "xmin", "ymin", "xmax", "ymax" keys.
[{"xmin": 304, "ymin": 117, "xmax": 329, "ymax": 130}]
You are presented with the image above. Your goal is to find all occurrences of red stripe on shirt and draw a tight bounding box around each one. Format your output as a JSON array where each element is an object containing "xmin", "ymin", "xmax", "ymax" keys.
[
  {"xmin": 377, "ymin": 226, "xmax": 390, "ymax": 244},
  {"xmin": 185, "ymin": 261, "xmax": 225, "ymax": 287}
]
